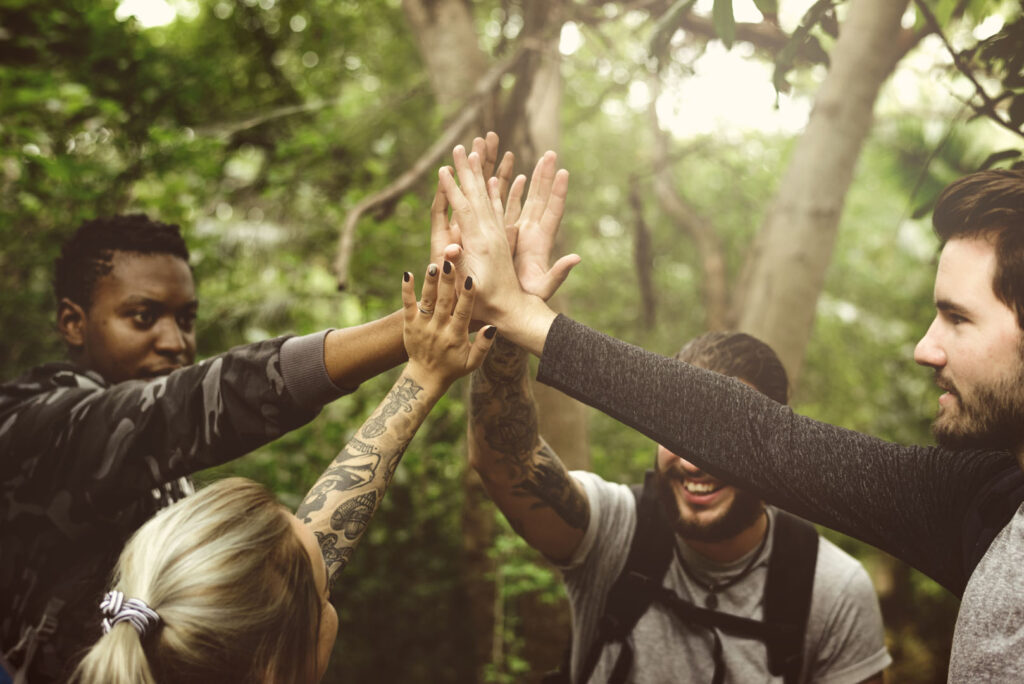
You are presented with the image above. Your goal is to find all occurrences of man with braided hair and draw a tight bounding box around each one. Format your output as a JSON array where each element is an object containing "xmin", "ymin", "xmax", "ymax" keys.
[{"xmin": 0, "ymin": 214, "xmax": 409, "ymax": 682}]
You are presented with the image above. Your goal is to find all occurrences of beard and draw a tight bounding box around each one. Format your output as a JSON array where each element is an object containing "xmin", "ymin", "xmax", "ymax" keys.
[
  {"xmin": 654, "ymin": 469, "xmax": 765, "ymax": 543},
  {"xmin": 933, "ymin": 360, "xmax": 1024, "ymax": 453}
]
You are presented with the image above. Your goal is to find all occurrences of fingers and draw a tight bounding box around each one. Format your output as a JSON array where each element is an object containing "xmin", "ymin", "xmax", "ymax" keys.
[
  {"xmin": 487, "ymin": 177, "xmax": 504, "ymax": 224},
  {"xmin": 538, "ymin": 168, "xmax": 569, "ymax": 238},
  {"xmin": 521, "ymin": 151, "xmax": 557, "ymax": 225},
  {"xmin": 537, "ymin": 254, "xmax": 582, "ymax": 300},
  {"xmin": 452, "ymin": 274, "xmax": 476, "ymax": 330},
  {"xmin": 439, "ymin": 165, "xmax": 474, "ymax": 235},
  {"xmin": 401, "ymin": 271, "xmax": 416, "ymax": 322},
  {"xmin": 504, "ymin": 174, "xmax": 526, "ymax": 227},
  {"xmin": 451, "ymin": 146, "xmax": 492, "ymax": 223},
  {"xmin": 494, "ymin": 151, "xmax": 515, "ymax": 201},
  {"xmin": 466, "ymin": 325, "xmax": 498, "ymax": 371},
  {"xmin": 434, "ymin": 260, "xmax": 457, "ymax": 324},
  {"xmin": 418, "ymin": 263, "xmax": 440, "ymax": 317}
]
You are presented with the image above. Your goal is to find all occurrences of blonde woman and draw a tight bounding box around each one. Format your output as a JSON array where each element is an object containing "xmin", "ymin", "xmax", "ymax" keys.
[{"xmin": 72, "ymin": 261, "xmax": 495, "ymax": 683}]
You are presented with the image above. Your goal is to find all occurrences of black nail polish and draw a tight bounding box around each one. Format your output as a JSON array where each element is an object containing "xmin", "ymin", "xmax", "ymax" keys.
[
  {"xmin": 443, "ymin": 261, "xmax": 452, "ymax": 275},
  {"xmin": 428, "ymin": 264, "xmax": 438, "ymax": 277},
  {"xmin": 464, "ymin": 276, "xmax": 473, "ymax": 290},
  {"xmin": 403, "ymin": 272, "xmax": 411, "ymax": 282},
  {"xmin": 484, "ymin": 326, "xmax": 498, "ymax": 339}
]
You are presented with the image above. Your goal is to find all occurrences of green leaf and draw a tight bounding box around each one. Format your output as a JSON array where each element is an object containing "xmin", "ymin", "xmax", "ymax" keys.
[
  {"xmin": 648, "ymin": 0, "xmax": 700, "ymax": 69},
  {"xmin": 752, "ymin": 0, "xmax": 779, "ymax": 18},
  {"xmin": 712, "ymin": 0, "xmax": 736, "ymax": 49},
  {"xmin": 772, "ymin": 0, "xmax": 835, "ymax": 94}
]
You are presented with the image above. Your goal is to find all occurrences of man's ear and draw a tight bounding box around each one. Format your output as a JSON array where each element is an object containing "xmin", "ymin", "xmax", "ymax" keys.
[{"xmin": 58, "ymin": 297, "xmax": 87, "ymax": 349}]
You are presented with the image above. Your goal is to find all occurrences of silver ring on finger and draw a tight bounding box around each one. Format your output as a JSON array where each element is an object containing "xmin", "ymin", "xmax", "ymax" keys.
[{"xmin": 418, "ymin": 304, "xmax": 434, "ymax": 315}]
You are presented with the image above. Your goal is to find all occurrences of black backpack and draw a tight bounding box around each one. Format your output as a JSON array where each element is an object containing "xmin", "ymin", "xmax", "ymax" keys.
[{"xmin": 546, "ymin": 470, "xmax": 819, "ymax": 684}]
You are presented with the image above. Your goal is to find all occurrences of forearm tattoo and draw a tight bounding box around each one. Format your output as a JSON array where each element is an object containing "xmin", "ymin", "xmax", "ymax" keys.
[
  {"xmin": 511, "ymin": 445, "xmax": 589, "ymax": 530},
  {"xmin": 315, "ymin": 531, "xmax": 354, "ymax": 572},
  {"xmin": 296, "ymin": 438, "xmax": 382, "ymax": 522},
  {"xmin": 472, "ymin": 337, "xmax": 588, "ymax": 530},
  {"xmin": 331, "ymin": 491, "xmax": 377, "ymax": 540},
  {"xmin": 361, "ymin": 377, "xmax": 422, "ymax": 438},
  {"xmin": 298, "ymin": 376, "xmax": 428, "ymax": 581}
]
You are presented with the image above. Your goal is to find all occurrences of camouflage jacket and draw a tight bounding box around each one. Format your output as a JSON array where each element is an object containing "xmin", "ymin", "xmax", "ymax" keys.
[{"xmin": 0, "ymin": 331, "xmax": 346, "ymax": 682}]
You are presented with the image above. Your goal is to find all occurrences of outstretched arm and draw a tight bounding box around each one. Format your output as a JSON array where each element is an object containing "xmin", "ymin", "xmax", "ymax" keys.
[
  {"xmin": 466, "ymin": 148, "xmax": 586, "ymax": 562},
  {"xmin": 469, "ymin": 335, "xmax": 589, "ymax": 563},
  {"xmin": 297, "ymin": 262, "xmax": 495, "ymax": 583}
]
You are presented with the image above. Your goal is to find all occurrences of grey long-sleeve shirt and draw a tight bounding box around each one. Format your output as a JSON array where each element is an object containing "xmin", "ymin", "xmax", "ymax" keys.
[
  {"xmin": 536, "ymin": 315, "xmax": 1024, "ymax": 681},
  {"xmin": 536, "ymin": 315, "xmax": 1016, "ymax": 593}
]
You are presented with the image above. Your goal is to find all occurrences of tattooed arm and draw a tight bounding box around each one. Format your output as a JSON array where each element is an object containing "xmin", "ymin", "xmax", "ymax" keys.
[
  {"xmin": 468, "ymin": 336, "xmax": 589, "ymax": 563},
  {"xmin": 461, "ymin": 147, "xmax": 586, "ymax": 563},
  {"xmin": 296, "ymin": 261, "xmax": 495, "ymax": 583}
]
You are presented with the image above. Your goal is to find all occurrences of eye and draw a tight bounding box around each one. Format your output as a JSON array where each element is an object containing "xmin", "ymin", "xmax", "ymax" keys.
[
  {"xmin": 177, "ymin": 312, "xmax": 197, "ymax": 333},
  {"xmin": 131, "ymin": 310, "xmax": 156, "ymax": 328}
]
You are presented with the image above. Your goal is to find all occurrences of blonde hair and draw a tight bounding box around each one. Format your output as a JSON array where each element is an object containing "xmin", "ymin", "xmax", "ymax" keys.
[{"xmin": 72, "ymin": 478, "xmax": 321, "ymax": 684}]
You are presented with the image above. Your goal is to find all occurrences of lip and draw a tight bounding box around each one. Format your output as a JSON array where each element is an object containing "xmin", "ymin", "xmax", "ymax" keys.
[
  {"xmin": 679, "ymin": 477, "xmax": 728, "ymax": 506},
  {"xmin": 141, "ymin": 366, "xmax": 181, "ymax": 378}
]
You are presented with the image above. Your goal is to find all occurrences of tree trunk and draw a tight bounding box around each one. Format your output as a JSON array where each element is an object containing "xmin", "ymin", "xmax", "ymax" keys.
[
  {"xmin": 733, "ymin": 0, "xmax": 911, "ymax": 387},
  {"xmin": 402, "ymin": 0, "xmax": 490, "ymax": 119}
]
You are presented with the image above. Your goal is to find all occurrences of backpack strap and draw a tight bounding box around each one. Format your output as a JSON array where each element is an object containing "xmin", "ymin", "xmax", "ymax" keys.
[
  {"xmin": 961, "ymin": 462, "xmax": 1024, "ymax": 593},
  {"xmin": 576, "ymin": 470, "xmax": 673, "ymax": 684},
  {"xmin": 763, "ymin": 510, "xmax": 819, "ymax": 684}
]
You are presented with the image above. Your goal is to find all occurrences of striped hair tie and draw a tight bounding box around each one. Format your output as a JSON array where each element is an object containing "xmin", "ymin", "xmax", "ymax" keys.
[{"xmin": 99, "ymin": 590, "xmax": 161, "ymax": 638}]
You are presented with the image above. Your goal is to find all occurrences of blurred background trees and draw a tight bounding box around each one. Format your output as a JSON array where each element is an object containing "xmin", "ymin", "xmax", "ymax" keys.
[{"xmin": 1, "ymin": 0, "xmax": 1022, "ymax": 681}]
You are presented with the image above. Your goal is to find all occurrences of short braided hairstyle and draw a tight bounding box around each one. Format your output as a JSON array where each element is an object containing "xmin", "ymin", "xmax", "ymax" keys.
[
  {"xmin": 54, "ymin": 214, "xmax": 190, "ymax": 309},
  {"xmin": 675, "ymin": 331, "xmax": 789, "ymax": 405}
]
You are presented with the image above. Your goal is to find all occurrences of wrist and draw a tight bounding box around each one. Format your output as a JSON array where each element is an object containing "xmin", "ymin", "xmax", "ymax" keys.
[
  {"xmin": 403, "ymin": 361, "xmax": 454, "ymax": 398},
  {"xmin": 493, "ymin": 296, "xmax": 557, "ymax": 357}
]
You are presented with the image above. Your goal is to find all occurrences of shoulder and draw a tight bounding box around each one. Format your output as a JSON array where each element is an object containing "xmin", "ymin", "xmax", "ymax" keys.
[
  {"xmin": 561, "ymin": 471, "xmax": 637, "ymax": 572},
  {"xmin": 0, "ymin": 363, "xmax": 105, "ymax": 412},
  {"xmin": 812, "ymin": 535, "xmax": 875, "ymax": 598}
]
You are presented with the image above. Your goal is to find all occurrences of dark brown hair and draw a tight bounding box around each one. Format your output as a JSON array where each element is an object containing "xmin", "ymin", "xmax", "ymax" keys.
[{"xmin": 933, "ymin": 169, "xmax": 1024, "ymax": 329}]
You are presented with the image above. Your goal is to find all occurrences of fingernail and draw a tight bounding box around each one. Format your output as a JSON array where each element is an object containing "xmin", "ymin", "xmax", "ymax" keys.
[
  {"xmin": 428, "ymin": 264, "xmax": 438, "ymax": 277},
  {"xmin": 403, "ymin": 272, "xmax": 411, "ymax": 282},
  {"xmin": 484, "ymin": 326, "xmax": 497, "ymax": 339},
  {"xmin": 464, "ymin": 276, "xmax": 473, "ymax": 290},
  {"xmin": 443, "ymin": 261, "xmax": 452, "ymax": 275}
]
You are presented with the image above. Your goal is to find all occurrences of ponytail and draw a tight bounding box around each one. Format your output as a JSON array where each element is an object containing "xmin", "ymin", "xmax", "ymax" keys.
[{"xmin": 71, "ymin": 478, "xmax": 322, "ymax": 684}]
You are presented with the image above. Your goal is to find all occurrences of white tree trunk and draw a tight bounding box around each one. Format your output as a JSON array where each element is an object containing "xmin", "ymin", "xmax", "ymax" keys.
[{"xmin": 735, "ymin": 0, "xmax": 911, "ymax": 386}]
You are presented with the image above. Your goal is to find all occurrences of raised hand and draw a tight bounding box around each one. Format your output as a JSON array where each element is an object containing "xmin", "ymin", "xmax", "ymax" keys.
[
  {"xmin": 402, "ymin": 259, "xmax": 497, "ymax": 391},
  {"xmin": 430, "ymin": 132, "xmax": 515, "ymax": 268},
  {"xmin": 505, "ymin": 151, "xmax": 580, "ymax": 301}
]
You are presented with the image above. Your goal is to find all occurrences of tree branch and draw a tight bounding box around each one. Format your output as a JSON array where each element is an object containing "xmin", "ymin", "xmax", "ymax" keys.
[
  {"xmin": 332, "ymin": 45, "xmax": 530, "ymax": 289},
  {"xmin": 912, "ymin": 0, "xmax": 1021, "ymax": 138},
  {"xmin": 646, "ymin": 77, "xmax": 729, "ymax": 331}
]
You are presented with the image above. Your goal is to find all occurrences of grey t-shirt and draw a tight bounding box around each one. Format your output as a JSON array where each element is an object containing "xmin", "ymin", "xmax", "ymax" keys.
[
  {"xmin": 560, "ymin": 471, "xmax": 891, "ymax": 684},
  {"xmin": 948, "ymin": 504, "xmax": 1024, "ymax": 682}
]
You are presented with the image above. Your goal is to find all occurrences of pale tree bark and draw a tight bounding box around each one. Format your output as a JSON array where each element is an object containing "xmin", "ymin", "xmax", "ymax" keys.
[
  {"xmin": 402, "ymin": 0, "xmax": 490, "ymax": 118},
  {"xmin": 732, "ymin": 0, "xmax": 917, "ymax": 387}
]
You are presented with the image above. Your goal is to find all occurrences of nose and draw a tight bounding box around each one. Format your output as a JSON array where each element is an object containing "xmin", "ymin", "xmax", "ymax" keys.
[
  {"xmin": 154, "ymin": 317, "xmax": 188, "ymax": 356},
  {"xmin": 914, "ymin": 317, "xmax": 946, "ymax": 369}
]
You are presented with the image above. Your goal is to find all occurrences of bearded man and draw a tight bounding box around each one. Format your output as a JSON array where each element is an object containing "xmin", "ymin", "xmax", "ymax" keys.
[{"xmin": 470, "ymin": 330, "xmax": 890, "ymax": 684}]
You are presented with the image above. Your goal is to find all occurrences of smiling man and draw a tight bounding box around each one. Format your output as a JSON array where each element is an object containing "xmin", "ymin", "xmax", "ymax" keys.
[
  {"xmin": 443, "ymin": 146, "xmax": 1024, "ymax": 680},
  {"xmin": 470, "ymin": 331, "xmax": 889, "ymax": 683},
  {"xmin": 0, "ymin": 214, "xmax": 410, "ymax": 682}
]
